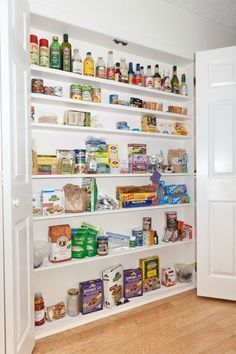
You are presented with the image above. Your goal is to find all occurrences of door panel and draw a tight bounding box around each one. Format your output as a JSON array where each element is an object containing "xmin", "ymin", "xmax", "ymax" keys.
[{"xmin": 196, "ymin": 45, "xmax": 236, "ymax": 301}]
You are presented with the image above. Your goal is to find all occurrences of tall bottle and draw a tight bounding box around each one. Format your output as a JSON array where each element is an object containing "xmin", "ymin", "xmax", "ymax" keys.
[
  {"xmin": 179, "ymin": 74, "xmax": 188, "ymax": 96},
  {"xmin": 134, "ymin": 63, "xmax": 142, "ymax": 86},
  {"xmin": 61, "ymin": 34, "xmax": 71, "ymax": 72},
  {"xmin": 120, "ymin": 58, "xmax": 128, "ymax": 83},
  {"xmin": 145, "ymin": 65, "xmax": 153, "ymax": 88},
  {"xmin": 171, "ymin": 65, "xmax": 179, "ymax": 94},
  {"xmin": 163, "ymin": 70, "xmax": 172, "ymax": 92},
  {"xmin": 83, "ymin": 52, "xmax": 94, "ymax": 76},
  {"xmin": 153, "ymin": 64, "xmax": 161, "ymax": 90},
  {"xmin": 128, "ymin": 62, "xmax": 134, "ymax": 84},
  {"xmin": 115, "ymin": 62, "xmax": 121, "ymax": 82},
  {"xmin": 72, "ymin": 49, "xmax": 82, "ymax": 74},
  {"xmin": 140, "ymin": 66, "xmax": 145, "ymax": 86},
  {"xmin": 50, "ymin": 36, "xmax": 61, "ymax": 69},
  {"xmin": 106, "ymin": 51, "xmax": 115, "ymax": 80}
]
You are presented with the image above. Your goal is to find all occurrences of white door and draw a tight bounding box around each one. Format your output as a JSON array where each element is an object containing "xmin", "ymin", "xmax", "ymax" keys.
[
  {"xmin": 196, "ymin": 45, "xmax": 236, "ymax": 301},
  {"xmin": 0, "ymin": 0, "xmax": 35, "ymax": 353}
]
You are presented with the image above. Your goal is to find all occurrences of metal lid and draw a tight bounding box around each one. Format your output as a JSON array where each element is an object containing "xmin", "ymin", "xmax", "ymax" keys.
[{"xmin": 68, "ymin": 288, "xmax": 79, "ymax": 295}]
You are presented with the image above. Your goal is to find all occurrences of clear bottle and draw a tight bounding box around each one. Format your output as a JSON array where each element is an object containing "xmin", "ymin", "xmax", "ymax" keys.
[
  {"xmin": 72, "ymin": 49, "xmax": 82, "ymax": 74},
  {"xmin": 179, "ymin": 74, "xmax": 188, "ymax": 96},
  {"xmin": 134, "ymin": 63, "xmax": 142, "ymax": 86},
  {"xmin": 106, "ymin": 51, "xmax": 115, "ymax": 80},
  {"xmin": 95, "ymin": 57, "xmax": 106, "ymax": 78},
  {"xmin": 115, "ymin": 62, "xmax": 121, "ymax": 82},
  {"xmin": 171, "ymin": 65, "xmax": 179, "ymax": 94},
  {"xmin": 120, "ymin": 58, "xmax": 128, "ymax": 83},
  {"xmin": 128, "ymin": 62, "xmax": 134, "ymax": 84},
  {"xmin": 153, "ymin": 64, "xmax": 162, "ymax": 90},
  {"xmin": 39, "ymin": 38, "xmax": 49, "ymax": 67},
  {"xmin": 50, "ymin": 36, "xmax": 61, "ymax": 69},
  {"xmin": 61, "ymin": 34, "xmax": 71, "ymax": 72},
  {"xmin": 163, "ymin": 70, "xmax": 172, "ymax": 92},
  {"xmin": 145, "ymin": 65, "xmax": 153, "ymax": 88},
  {"xmin": 140, "ymin": 66, "xmax": 145, "ymax": 87},
  {"xmin": 83, "ymin": 52, "xmax": 94, "ymax": 77}
]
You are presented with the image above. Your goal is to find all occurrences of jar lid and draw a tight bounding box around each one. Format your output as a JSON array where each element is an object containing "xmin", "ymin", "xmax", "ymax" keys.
[
  {"xmin": 97, "ymin": 236, "xmax": 108, "ymax": 241},
  {"xmin": 39, "ymin": 38, "xmax": 49, "ymax": 47},
  {"xmin": 30, "ymin": 34, "xmax": 38, "ymax": 44},
  {"xmin": 68, "ymin": 288, "xmax": 79, "ymax": 295}
]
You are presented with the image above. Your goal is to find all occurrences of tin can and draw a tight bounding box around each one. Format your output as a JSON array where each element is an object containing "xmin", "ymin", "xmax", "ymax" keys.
[
  {"xmin": 44, "ymin": 86, "xmax": 54, "ymax": 95},
  {"xmin": 143, "ymin": 217, "xmax": 152, "ymax": 231},
  {"xmin": 31, "ymin": 78, "xmax": 44, "ymax": 93},
  {"xmin": 53, "ymin": 86, "xmax": 63, "ymax": 97},
  {"xmin": 92, "ymin": 87, "xmax": 101, "ymax": 103},
  {"xmin": 132, "ymin": 228, "xmax": 143, "ymax": 247},
  {"xmin": 109, "ymin": 94, "xmax": 118, "ymax": 104},
  {"xmin": 97, "ymin": 236, "xmax": 108, "ymax": 256},
  {"xmin": 70, "ymin": 84, "xmax": 82, "ymax": 100},
  {"xmin": 73, "ymin": 149, "xmax": 86, "ymax": 174},
  {"xmin": 82, "ymin": 85, "xmax": 92, "ymax": 101},
  {"xmin": 166, "ymin": 211, "xmax": 178, "ymax": 231}
]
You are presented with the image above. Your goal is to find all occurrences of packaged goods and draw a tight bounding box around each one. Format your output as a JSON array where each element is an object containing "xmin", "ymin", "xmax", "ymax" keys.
[
  {"xmin": 42, "ymin": 189, "xmax": 65, "ymax": 215},
  {"xmin": 30, "ymin": 34, "xmax": 38, "ymax": 65},
  {"xmin": 64, "ymin": 110, "xmax": 91, "ymax": 126},
  {"xmin": 141, "ymin": 116, "xmax": 157, "ymax": 132},
  {"xmin": 82, "ymin": 178, "xmax": 98, "ymax": 212},
  {"xmin": 167, "ymin": 149, "xmax": 188, "ymax": 173},
  {"xmin": 128, "ymin": 144, "xmax": 147, "ymax": 174},
  {"xmin": 32, "ymin": 193, "xmax": 42, "ymax": 216},
  {"xmin": 74, "ymin": 149, "xmax": 86, "ymax": 174},
  {"xmin": 130, "ymin": 97, "xmax": 143, "ymax": 108},
  {"xmin": 82, "ymin": 85, "xmax": 93, "ymax": 102},
  {"xmin": 71, "ymin": 228, "xmax": 87, "ymax": 258},
  {"xmin": 61, "ymin": 34, "xmax": 71, "ymax": 72},
  {"xmin": 32, "ymin": 78, "xmax": 44, "ymax": 93},
  {"xmin": 97, "ymin": 236, "xmax": 108, "ymax": 256},
  {"xmin": 70, "ymin": 85, "xmax": 82, "ymax": 100},
  {"xmin": 184, "ymin": 224, "xmax": 193, "ymax": 239},
  {"xmin": 67, "ymin": 288, "xmax": 80, "ymax": 317},
  {"xmin": 103, "ymin": 264, "xmax": 123, "ymax": 308},
  {"xmin": 34, "ymin": 240, "xmax": 51, "ymax": 268},
  {"xmin": 140, "ymin": 256, "xmax": 160, "ymax": 292},
  {"xmin": 148, "ymin": 230, "xmax": 154, "ymax": 245},
  {"xmin": 178, "ymin": 221, "xmax": 185, "ymax": 240},
  {"xmin": 107, "ymin": 144, "xmax": 119, "ymax": 159},
  {"xmin": 143, "ymin": 217, "xmax": 152, "ymax": 231},
  {"xmin": 44, "ymin": 86, "xmax": 54, "ymax": 95},
  {"xmin": 116, "ymin": 184, "xmax": 157, "ymax": 208},
  {"xmin": 123, "ymin": 268, "xmax": 143, "ymax": 298},
  {"xmin": 80, "ymin": 279, "xmax": 103, "ymax": 314},
  {"xmin": 109, "ymin": 94, "xmax": 119, "ymax": 104},
  {"xmin": 107, "ymin": 232, "xmax": 130, "ymax": 250},
  {"xmin": 168, "ymin": 105, "xmax": 187, "ymax": 115},
  {"xmin": 84, "ymin": 227, "xmax": 97, "ymax": 257},
  {"xmin": 35, "ymin": 293, "xmax": 45, "ymax": 326},
  {"xmin": 121, "ymin": 200, "xmax": 153, "ymax": 208},
  {"xmin": 48, "ymin": 224, "xmax": 71, "ymax": 262},
  {"xmin": 165, "ymin": 184, "xmax": 187, "ymax": 196},
  {"xmin": 86, "ymin": 138, "xmax": 106, "ymax": 153},
  {"xmin": 83, "ymin": 52, "xmax": 94, "ymax": 77},
  {"xmin": 53, "ymin": 86, "xmax": 63, "ymax": 97},
  {"xmin": 37, "ymin": 155, "xmax": 57, "ymax": 175},
  {"xmin": 163, "ymin": 211, "xmax": 178, "ymax": 242},
  {"xmin": 162, "ymin": 195, "xmax": 190, "ymax": 205},
  {"xmin": 109, "ymin": 158, "xmax": 120, "ymax": 172},
  {"xmin": 115, "ymin": 62, "xmax": 121, "ymax": 82},
  {"xmin": 50, "ymin": 35, "xmax": 61, "ymax": 69},
  {"xmin": 63, "ymin": 183, "xmax": 88, "ymax": 213},
  {"xmin": 174, "ymin": 122, "xmax": 188, "ymax": 136},
  {"xmin": 39, "ymin": 38, "xmax": 49, "ymax": 67},
  {"xmin": 86, "ymin": 153, "xmax": 97, "ymax": 174},
  {"xmin": 92, "ymin": 87, "xmax": 101, "ymax": 103},
  {"xmin": 161, "ymin": 266, "xmax": 176, "ymax": 287},
  {"xmin": 38, "ymin": 114, "xmax": 58, "ymax": 124},
  {"xmin": 45, "ymin": 302, "xmax": 66, "ymax": 321},
  {"xmin": 94, "ymin": 152, "xmax": 110, "ymax": 173},
  {"xmin": 106, "ymin": 51, "xmax": 115, "ymax": 80},
  {"xmin": 32, "ymin": 143, "xmax": 38, "ymax": 175},
  {"xmin": 56, "ymin": 150, "xmax": 75, "ymax": 174},
  {"xmin": 132, "ymin": 228, "xmax": 143, "ymax": 246},
  {"xmin": 154, "ymin": 231, "xmax": 159, "ymax": 245},
  {"xmin": 174, "ymin": 263, "xmax": 193, "ymax": 283}
]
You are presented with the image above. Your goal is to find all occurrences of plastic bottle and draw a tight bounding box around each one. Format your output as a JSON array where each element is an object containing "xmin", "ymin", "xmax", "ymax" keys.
[
  {"xmin": 134, "ymin": 63, "xmax": 142, "ymax": 86},
  {"xmin": 61, "ymin": 34, "xmax": 71, "ymax": 72},
  {"xmin": 72, "ymin": 49, "xmax": 82, "ymax": 74},
  {"xmin": 95, "ymin": 57, "xmax": 106, "ymax": 78},
  {"xmin": 30, "ymin": 34, "xmax": 38, "ymax": 65},
  {"xmin": 128, "ymin": 62, "xmax": 134, "ymax": 84},
  {"xmin": 106, "ymin": 51, "xmax": 115, "ymax": 80},
  {"xmin": 39, "ymin": 38, "xmax": 49, "ymax": 67},
  {"xmin": 50, "ymin": 36, "xmax": 61, "ymax": 70},
  {"xmin": 83, "ymin": 52, "xmax": 94, "ymax": 77},
  {"xmin": 145, "ymin": 65, "xmax": 153, "ymax": 88}
]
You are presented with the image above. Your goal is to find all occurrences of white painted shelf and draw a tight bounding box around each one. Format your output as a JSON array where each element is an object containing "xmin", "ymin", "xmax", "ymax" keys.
[
  {"xmin": 34, "ymin": 239, "xmax": 194, "ymax": 273},
  {"xmin": 31, "ymin": 93, "xmax": 191, "ymax": 121},
  {"xmin": 32, "ymin": 123, "xmax": 192, "ymax": 139},
  {"xmin": 32, "ymin": 172, "xmax": 193, "ymax": 179},
  {"xmin": 35, "ymin": 281, "xmax": 195, "ymax": 339},
  {"xmin": 33, "ymin": 203, "xmax": 193, "ymax": 221},
  {"xmin": 31, "ymin": 65, "xmax": 192, "ymax": 103}
]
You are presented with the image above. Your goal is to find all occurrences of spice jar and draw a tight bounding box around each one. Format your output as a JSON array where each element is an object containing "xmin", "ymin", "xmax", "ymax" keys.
[
  {"xmin": 67, "ymin": 288, "xmax": 79, "ymax": 316},
  {"xmin": 39, "ymin": 38, "xmax": 49, "ymax": 67},
  {"xmin": 97, "ymin": 236, "xmax": 108, "ymax": 256},
  {"xmin": 30, "ymin": 34, "xmax": 38, "ymax": 65},
  {"xmin": 34, "ymin": 292, "xmax": 45, "ymax": 326}
]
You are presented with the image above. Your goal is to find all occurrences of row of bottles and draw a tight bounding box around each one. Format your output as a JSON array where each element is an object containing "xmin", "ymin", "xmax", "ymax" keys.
[{"xmin": 30, "ymin": 33, "xmax": 188, "ymax": 95}]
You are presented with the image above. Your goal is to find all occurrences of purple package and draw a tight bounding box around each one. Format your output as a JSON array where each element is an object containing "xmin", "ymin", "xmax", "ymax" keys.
[
  {"xmin": 80, "ymin": 279, "xmax": 103, "ymax": 315},
  {"xmin": 123, "ymin": 268, "xmax": 143, "ymax": 298}
]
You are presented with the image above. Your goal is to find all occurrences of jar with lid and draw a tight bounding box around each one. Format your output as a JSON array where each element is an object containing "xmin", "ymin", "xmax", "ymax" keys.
[
  {"xmin": 34, "ymin": 292, "xmax": 45, "ymax": 326},
  {"xmin": 30, "ymin": 34, "xmax": 38, "ymax": 65},
  {"xmin": 39, "ymin": 38, "xmax": 49, "ymax": 67},
  {"xmin": 67, "ymin": 288, "xmax": 79, "ymax": 316},
  {"xmin": 72, "ymin": 49, "xmax": 82, "ymax": 74},
  {"xmin": 97, "ymin": 236, "xmax": 108, "ymax": 256},
  {"xmin": 95, "ymin": 57, "xmax": 106, "ymax": 78}
]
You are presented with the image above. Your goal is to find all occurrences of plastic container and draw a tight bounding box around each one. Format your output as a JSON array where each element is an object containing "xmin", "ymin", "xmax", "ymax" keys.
[{"xmin": 174, "ymin": 263, "xmax": 193, "ymax": 283}]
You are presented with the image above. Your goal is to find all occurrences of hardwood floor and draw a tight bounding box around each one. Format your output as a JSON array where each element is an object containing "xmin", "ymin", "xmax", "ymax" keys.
[{"xmin": 33, "ymin": 290, "xmax": 236, "ymax": 354}]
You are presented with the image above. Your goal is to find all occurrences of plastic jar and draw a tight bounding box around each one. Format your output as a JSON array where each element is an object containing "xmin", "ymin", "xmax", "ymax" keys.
[
  {"xmin": 97, "ymin": 236, "xmax": 108, "ymax": 256},
  {"xmin": 30, "ymin": 34, "xmax": 38, "ymax": 65},
  {"xmin": 39, "ymin": 38, "xmax": 49, "ymax": 67},
  {"xmin": 67, "ymin": 288, "xmax": 79, "ymax": 316},
  {"xmin": 34, "ymin": 292, "xmax": 45, "ymax": 326}
]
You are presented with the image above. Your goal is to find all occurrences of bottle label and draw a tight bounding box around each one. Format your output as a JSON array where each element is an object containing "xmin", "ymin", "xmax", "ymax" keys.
[
  {"xmin": 106, "ymin": 67, "xmax": 115, "ymax": 80},
  {"xmin": 35, "ymin": 309, "xmax": 45, "ymax": 325},
  {"xmin": 84, "ymin": 60, "xmax": 94, "ymax": 76},
  {"xmin": 128, "ymin": 74, "xmax": 134, "ymax": 85},
  {"xmin": 153, "ymin": 77, "xmax": 161, "ymax": 89},
  {"xmin": 63, "ymin": 48, "xmax": 71, "ymax": 71},
  {"xmin": 172, "ymin": 84, "xmax": 179, "ymax": 94},
  {"xmin": 39, "ymin": 46, "xmax": 49, "ymax": 67},
  {"xmin": 72, "ymin": 61, "xmax": 82, "ymax": 74},
  {"xmin": 30, "ymin": 43, "xmax": 38, "ymax": 65},
  {"xmin": 133, "ymin": 76, "xmax": 142, "ymax": 86},
  {"xmin": 96, "ymin": 65, "xmax": 106, "ymax": 78},
  {"xmin": 50, "ymin": 49, "xmax": 60, "ymax": 69},
  {"xmin": 115, "ymin": 72, "xmax": 120, "ymax": 82},
  {"xmin": 180, "ymin": 86, "xmax": 187, "ymax": 96},
  {"xmin": 145, "ymin": 77, "xmax": 153, "ymax": 88}
]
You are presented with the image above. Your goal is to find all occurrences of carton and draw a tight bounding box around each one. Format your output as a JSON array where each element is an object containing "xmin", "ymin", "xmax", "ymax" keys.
[
  {"xmin": 80, "ymin": 279, "xmax": 103, "ymax": 314},
  {"xmin": 103, "ymin": 264, "xmax": 123, "ymax": 308},
  {"xmin": 42, "ymin": 189, "xmax": 65, "ymax": 215},
  {"xmin": 139, "ymin": 256, "xmax": 160, "ymax": 292}
]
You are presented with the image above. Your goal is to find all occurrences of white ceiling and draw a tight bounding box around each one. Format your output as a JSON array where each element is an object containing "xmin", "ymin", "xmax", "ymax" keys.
[{"xmin": 165, "ymin": 0, "xmax": 236, "ymax": 32}]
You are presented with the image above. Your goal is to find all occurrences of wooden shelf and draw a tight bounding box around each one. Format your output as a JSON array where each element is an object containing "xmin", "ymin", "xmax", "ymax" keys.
[
  {"xmin": 31, "ymin": 93, "xmax": 191, "ymax": 121},
  {"xmin": 31, "ymin": 65, "xmax": 192, "ymax": 103}
]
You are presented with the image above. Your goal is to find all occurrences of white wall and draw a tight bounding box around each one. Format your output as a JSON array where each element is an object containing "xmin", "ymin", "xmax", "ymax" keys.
[{"xmin": 30, "ymin": 0, "xmax": 236, "ymax": 59}]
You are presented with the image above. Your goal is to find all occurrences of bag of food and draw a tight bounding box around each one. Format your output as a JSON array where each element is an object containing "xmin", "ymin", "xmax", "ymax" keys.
[
  {"xmin": 63, "ymin": 183, "xmax": 88, "ymax": 213},
  {"xmin": 81, "ymin": 178, "xmax": 98, "ymax": 212},
  {"xmin": 48, "ymin": 224, "xmax": 71, "ymax": 263},
  {"xmin": 167, "ymin": 149, "xmax": 188, "ymax": 173}
]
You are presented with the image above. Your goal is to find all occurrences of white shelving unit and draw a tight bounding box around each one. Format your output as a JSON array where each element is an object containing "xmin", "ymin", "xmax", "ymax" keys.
[{"xmin": 31, "ymin": 13, "xmax": 195, "ymax": 339}]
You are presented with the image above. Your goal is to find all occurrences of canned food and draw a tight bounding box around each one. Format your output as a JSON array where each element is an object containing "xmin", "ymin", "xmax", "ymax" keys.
[
  {"xmin": 82, "ymin": 85, "xmax": 92, "ymax": 101},
  {"xmin": 31, "ymin": 78, "xmax": 44, "ymax": 93},
  {"xmin": 53, "ymin": 86, "xmax": 63, "ymax": 97},
  {"xmin": 73, "ymin": 149, "xmax": 86, "ymax": 174},
  {"xmin": 166, "ymin": 211, "xmax": 177, "ymax": 231},
  {"xmin": 92, "ymin": 87, "xmax": 101, "ymax": 103},
  {"xmin": 132, "ymin": 228, "xmax": 143, "ymax": 247},
  {"xmin": 143, "ymin": 217, "xmax": 152, "ymax": 231},
  {"xmin": 44, "ymin": 86, "xmax": 54, "ymax": 95},
  {"xmin": 70, "ymin": 84, "xmax": 82, "ymax": 100},
  {"xmin": 109, "ymin": 94, "xmax": 118, "ymax": 104},
  {"xmin": 97, "ymin": 236, "xmax": 108, "ymax": 256}
]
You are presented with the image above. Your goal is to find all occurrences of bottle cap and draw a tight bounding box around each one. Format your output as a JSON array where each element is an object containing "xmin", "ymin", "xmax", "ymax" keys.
[
  {"xmin": 39, "ymin": 38, "xmax": 48, "ymax": 47},
  {"xmin": 30, "ymin": 34, "xmax": 38, "ymax": 44},
  {"xmin": 116, "ymin": 62, "xmax": 120, "ymax": 67},
  {"xmin": 68, "ymin": 288, "xmax": 79, "ymax": 296},
  {"xmin": 147, "ymin": 65, "xmax": 151, "ymax": 69},
  {"xmin": 52, "ymin": 35, "xmax": 58, "ymax": 41},
  {"xmin": 136, "ymin": 63, "xmax": 140, "ymax": 70},
  {"xmin": 63, "ymin": 33, "xmax": 69, "ymax": 41},
  {"xmin": 155, "ymin": 64, "xmax": 159, "ymax": 68},
  {"xmin": 173, "ymin": 65, "xmax": 177, "ymax": 71},
  {"xmin": 87, "ymin": 51, "xmax": 92, "ymax": 56},
  {"xmin": 108, "ymin": 50, "xmax": 113, "ymax": 54}
]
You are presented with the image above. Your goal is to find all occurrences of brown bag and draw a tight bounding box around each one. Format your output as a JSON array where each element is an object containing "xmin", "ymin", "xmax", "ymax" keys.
[{"xmin": 63, "ymin": 183, "xmax": 88, "ymax": 213}]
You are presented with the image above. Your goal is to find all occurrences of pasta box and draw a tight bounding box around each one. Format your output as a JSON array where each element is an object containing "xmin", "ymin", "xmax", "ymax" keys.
[
  {"xmin": 139, "ymin": 256, "xmax": 160, "ymax": 292},
  {"xmin": 123, "ymin": 268, "xmax": 143, "ymax": 298},
  {"xmin": 80, "ymin": 279, "xmax": 103, "ymax": 315}
]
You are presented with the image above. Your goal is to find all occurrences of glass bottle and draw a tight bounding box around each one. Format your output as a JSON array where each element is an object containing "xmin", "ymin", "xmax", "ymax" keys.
[
  {"xmin": 171, "ymin": 65, "xmax": 179, "ymax": 94},
  {"xmin": 115, "ymin": 62, "xmax": 121, "ymax": 82},
  {"xmin": 50, "ymin": 36, "xmax": 61, "ymax": 69},
  {"xmin": 161, "ymin": 70, "xmax": 165, "ymax": 90},
  {"xmin": 34, "ymin": 293, "xmax": 45, "ymax": 326},
  {"xmin": 180, "ymin": 74, "xmax": 188, "ymax": 96},
  {"xmin": 120, "ymin": 58, "xmax": 128, "ymax": 83},
  {"xmin": 153, "ymin": 64, "xmax": 161, "ymax": 90},
  {"xmin": 95, "ymin": 57, "xmax": 106, "ymax": 78},
  {"xmin": 106, "ymin": 50, "xmax": 115, "ymax": 80},
  {"xmin": 72, "ymin": 49, "xmax": 82, "ymax": 74},
  {"xmin": 83, "ymin": 52, "xmax": 94, "ymax": 77},
  {"xmin": 140, "ymin": 66, "xmax": 145, "ymax": 86},
  {"xmin": 163, "ymin": 70, "xmax": 172, "ymax": 92},
  {"xmin": 67, "ymin": 288, "xmax": 79, "ymax": 317},
  {"xmin": 134, "ymin": 63, "xmax": 142, "ymax": 86},
  {"xmin": 145, "ymin": 65, "xmax": 153, "ymax": 88},
  {"xmin": 39, "ymin": 38, "xmax": 49, "ymax": 67},
  {"xmin": 61, "ymin": 34, "xmax": 71, "ymax": 72},
  {"xmin": 128, "ymin": 62, "xmax": 134, "ymax": 84}
]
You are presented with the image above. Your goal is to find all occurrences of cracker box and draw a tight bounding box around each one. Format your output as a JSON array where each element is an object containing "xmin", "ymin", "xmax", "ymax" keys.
[
  {"xmin": 139, "ymin": 256, "xmax": 160, "ymax": 292},
  {"xmin": 102, "ymin": 264, "xmax": 123, "ymax": 308},
  {"xmin": 107, "ymin": 144, "xmax": 119, "ymax": 159},
  {"xmin": 141, "ymin": 116, "xmax": 157, "ymax": 132},
  {"xmin": 42, "ymin": 189, "xmax": 65, "ymax": 216},
  {"xmin": 32, "ymin": 192, "xmax": 42, "ymax": 216},
  {"xmin": 128, "ymin": 144, "xmax": 147, "ymax": 174},
  {"xmin": 123, "ymin": 268, "xmax": 143, "ymax": 298},
  {"xmin": 80, "ymin": 279, "xmax": 103, "ymax": 315}
]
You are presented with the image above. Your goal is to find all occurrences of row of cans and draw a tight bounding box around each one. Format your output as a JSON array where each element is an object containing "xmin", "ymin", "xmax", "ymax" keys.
[{"xmin": 70, "ymin": 85, "xmax": 101, "ymax": 103}]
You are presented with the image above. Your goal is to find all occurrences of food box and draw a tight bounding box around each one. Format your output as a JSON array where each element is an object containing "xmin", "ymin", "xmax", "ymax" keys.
[
  {"xmin": 107, "ymin": 144, "xmax": 119, "ymax": 159},
  {"xmin": 64, "ymin": 110, "xmax": 91, "ymax": 126},
  {"xmin": 32, "ymin": 192, "xmax": 42, "ymax": 216},
  {"xmin": 102, "ymin": 264, "xmax": 123, "ymax": 308},
  {"xmin": 119, "ymin": 200, "xmax": 153, "ymax": 208},
  {"xmin": 42, "ymin": 189, "xmax": 65, "ymax": 215},
  {"xmin": 164, "ymin": 184, "xmax": 187, "ymax": 196},
  {"xmin": 139, "ymin": 256, "xmax": 160, "ymax": 292},
  {"xmin": 128, "ymin": 144, "xmax": 147, "ymax": 174},
  {"xmin": 161, "ymin": 266, "xmax": 176, "ymax": 287},
  {"xmin": 161, "ymin": 195, "xmax": 190, "ymax": 204},
  {"xmin": 141, "ymin": 116, "xmax": 157, "ymax": 132},
  {"xmin": 80, "ymin": 279, "xmax": 103, "ymax": 314},
  {"xmin": 118, "ymin": 191, "xmax": 157, "ymax": 202},
  {"xmin": 48, "ymin": 224, "xmax": 71, "ymax": 263},
  {"xmin": 37, "ymin": 155, "xmax": 57, "ymax": 175},
  {"xmin": 85, "ymin": 139, "xmax": 106, "ymax": 153},
  {"xmin": 123, "ymin": 268, "xmax": 143, "ymax": 298}
]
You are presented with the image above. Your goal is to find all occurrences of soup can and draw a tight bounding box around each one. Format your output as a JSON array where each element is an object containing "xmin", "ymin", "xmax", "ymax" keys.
[
  {"xmin": 70, "ymin": 84, "xmax": 82, "ymax": 100},
  {"xmin": 82, "ymin": 85, "xmax": 92, "ymax": 101}
]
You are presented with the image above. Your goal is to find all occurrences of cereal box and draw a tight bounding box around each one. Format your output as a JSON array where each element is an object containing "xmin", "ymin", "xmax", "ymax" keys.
[
  {"xmin": 42, "ymin": 189, "xmax": 65, "ymax": 216},
  {"xmin": 161, "ymin": 266, "xmax": 176, "ymax": 287},
  {"xmin": 139, "ymin": 256, "xmax": 160, "ymax": 292},
  {"xmin": 123, "ymin": 268, "xmax": 143, "ymax": 298},
  {"xmin": 80, "ymin": 279, "xmax": 103, "ymax": 315},
  {"xmin": 103, "ymin": 265, "xmax": 123, "ymax": 308}
]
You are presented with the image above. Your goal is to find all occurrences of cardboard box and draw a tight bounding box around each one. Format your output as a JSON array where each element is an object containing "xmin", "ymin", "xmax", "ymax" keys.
[
  {"xmin": 80, "ymin": 279, "xmax": 103, "ymax": 314},
  {"xmin": 123, "ymin": 268, "xmax": 143, "ymax": 298},
  {"xmin": 32, "ymin": 192, "xmax": 42, "ymax": 216},
  {"xmin": 141, "ymin": 116, "xmax": 157, "ymax": 132},
  {"xmin": 139, "ymin": 256, "xmax": 160, "ymax": 292},
  {"xmin": 42, "ymin": 189, "xmax": 65, "ymax": 215},
  {"xmin": 103, "ymin": 264, "xmax": 123, "ymax": 308}
]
